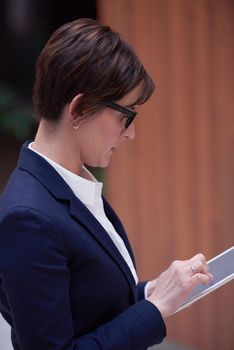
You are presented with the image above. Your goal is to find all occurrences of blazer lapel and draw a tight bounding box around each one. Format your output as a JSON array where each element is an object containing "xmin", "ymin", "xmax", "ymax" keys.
[
  {"xmin": 18, "ymin": 142, "xmax": 137, "ymax": 298},
  {"xmin": 103, "ymin": 197, "xmax": 136, "ymax": 266},
  {"xmin": 69, "ymin": 197, "xmax": 137, "ymax": 297}
]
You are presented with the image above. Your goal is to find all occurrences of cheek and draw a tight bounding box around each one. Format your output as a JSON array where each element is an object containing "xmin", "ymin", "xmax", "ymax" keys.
[
  {"xmin": 105, "ymin": 119, "xmax": 123, "ymax": 139},
  {"xmin": 80, "ymin": 113, "xmax": 122, "ymax": 153},
  {"xmin": 97, "ymin": 123, "xmax": 121, "ymax": 149}
]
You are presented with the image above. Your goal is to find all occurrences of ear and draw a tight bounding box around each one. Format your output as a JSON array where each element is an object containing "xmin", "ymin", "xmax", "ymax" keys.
[{"xmin": 68, "ymin": 93, "xmax": 83, "ymax": 123}]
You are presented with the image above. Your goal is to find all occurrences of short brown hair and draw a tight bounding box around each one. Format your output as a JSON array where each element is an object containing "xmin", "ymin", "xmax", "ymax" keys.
[{"xmin": 33, "ymin": 18, "xmax": 155, "ymax": 121}]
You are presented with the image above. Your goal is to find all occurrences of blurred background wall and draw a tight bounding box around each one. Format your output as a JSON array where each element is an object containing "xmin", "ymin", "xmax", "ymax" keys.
[
  {"xmin": 99, "ymin": 1, "xmax": 234, "ymax": 350},
  {"xmin": 0, "ymin": 1, "xmax": 233, "ymax": 350}
]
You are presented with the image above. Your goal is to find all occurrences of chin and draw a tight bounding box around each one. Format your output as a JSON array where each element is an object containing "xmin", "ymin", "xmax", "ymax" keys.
[
  {"xmin": 98, "ymin": 155, "xmax": 113, "ymax": 168},
  {"xmin": 98, "ymin": 160, "xmax": 111, "ymax": 168},
  {"xmin": 86, "ymin": 157, "xmax": 111, "ymax": 169}
]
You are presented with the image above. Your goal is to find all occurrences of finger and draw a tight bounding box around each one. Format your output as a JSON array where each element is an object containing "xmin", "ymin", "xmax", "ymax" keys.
[
  {"xmin": 188, "ymin": 261, "xmax": 208, "ymax": 278},
  {"xmin": 190, "ymin": 253, "xmax": 207, "ymax": 267},
  {"xmin": 208, "ymin": 272, "xmax": 215, "ymax": 281},
  {"xmin": 190, "ymin": 272, "xmax": 211, "ymax": 288},
  {"xmin": 189, "ymin": 253, "xmax": 209, "ymax": 276},
  {"xmin": 192, "ymin": 260, "xmax": 209, "ymax": 275}
]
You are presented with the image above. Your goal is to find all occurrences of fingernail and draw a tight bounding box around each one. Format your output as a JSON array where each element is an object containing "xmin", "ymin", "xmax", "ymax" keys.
[{"xmin": 209, "ymin": 273, "xmax": 214, "ymax": 280}]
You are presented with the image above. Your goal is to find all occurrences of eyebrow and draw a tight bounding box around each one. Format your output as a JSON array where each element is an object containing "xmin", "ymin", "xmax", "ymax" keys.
[{"xmin": 124, "ymin": 104, "xmax": 136, "ymax": 110}]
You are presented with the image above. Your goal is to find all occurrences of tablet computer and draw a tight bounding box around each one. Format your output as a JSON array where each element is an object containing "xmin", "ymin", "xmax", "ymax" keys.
[{"xmin": 177, "ymin": 246, "xmax": 234, "ymax": 313}]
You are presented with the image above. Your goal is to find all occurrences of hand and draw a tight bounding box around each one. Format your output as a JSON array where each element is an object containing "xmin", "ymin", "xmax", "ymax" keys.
[{"xmin": 147, "ymin": 253, "xmax": 214, "ymax": 319}]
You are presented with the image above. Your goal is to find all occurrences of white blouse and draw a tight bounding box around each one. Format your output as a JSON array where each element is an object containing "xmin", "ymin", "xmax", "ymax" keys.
[{"xmin": 28, "ymin": 143, "xmax": 138, "ymax": 284}]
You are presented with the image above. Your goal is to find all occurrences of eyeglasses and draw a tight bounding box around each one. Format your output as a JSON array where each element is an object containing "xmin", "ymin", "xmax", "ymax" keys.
[{"xmin": 105, "ymin": 101, "xmax": 137, "ymax": 129}]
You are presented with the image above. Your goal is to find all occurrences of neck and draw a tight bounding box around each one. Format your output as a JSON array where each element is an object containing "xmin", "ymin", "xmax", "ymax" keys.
[{"xmin": 33, "ymin": 119, "xmax": 83, "ymax": 175}]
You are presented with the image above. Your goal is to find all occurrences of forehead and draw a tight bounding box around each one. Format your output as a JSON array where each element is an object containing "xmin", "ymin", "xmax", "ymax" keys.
[{"xmin": 116, "ymin": 85, "xmax": 141, "ymax": 107}]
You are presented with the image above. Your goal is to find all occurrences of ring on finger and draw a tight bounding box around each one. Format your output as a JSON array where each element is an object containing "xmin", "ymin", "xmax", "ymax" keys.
[{"xmin": 191, "ymin": 264, "xmax": 197, "ymax": 275}]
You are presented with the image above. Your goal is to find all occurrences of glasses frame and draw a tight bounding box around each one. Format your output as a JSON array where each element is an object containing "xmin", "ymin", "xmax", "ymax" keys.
[{"xmin": 105, "ymin": 101, "xmax": 137, "ymax": 129}]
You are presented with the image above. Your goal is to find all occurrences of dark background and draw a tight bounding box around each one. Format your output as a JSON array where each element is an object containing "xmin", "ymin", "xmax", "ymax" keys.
[
  {"xmin": 0, "ymin": 0, "xmax": 96, "ymax": 98},
  {"xmin": 0, "ymin": 0, "xmax": 97, "ymax": 190}
]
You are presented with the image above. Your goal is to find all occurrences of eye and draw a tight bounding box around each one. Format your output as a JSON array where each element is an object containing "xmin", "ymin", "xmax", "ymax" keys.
[{"xmin": 119, "ymin": 114, "xmax": 126, "ymax": 122}]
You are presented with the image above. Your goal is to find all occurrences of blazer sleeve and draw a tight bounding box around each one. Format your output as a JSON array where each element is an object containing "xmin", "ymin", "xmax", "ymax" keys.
[
  {"xmin": 137, "ymin": 282, "xmax": 148, "ymax": 301},
  {"xmin": 0, "ymin": 207, "xmax": 166, "ymax": 350}
]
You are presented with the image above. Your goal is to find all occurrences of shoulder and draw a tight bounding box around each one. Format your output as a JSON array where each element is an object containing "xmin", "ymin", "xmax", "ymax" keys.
[
  {"xmin": 0, "ymin": 169, "xmax": 68, "ymax": 253},
  {"xmin": 0, "ymin": 167, "xmax": 63, "ymax": 222}
]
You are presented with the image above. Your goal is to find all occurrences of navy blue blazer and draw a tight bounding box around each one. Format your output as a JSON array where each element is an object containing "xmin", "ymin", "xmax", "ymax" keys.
[{"xmin": 0, "ymin": 142, "xmax": 166, "ymax": 350}]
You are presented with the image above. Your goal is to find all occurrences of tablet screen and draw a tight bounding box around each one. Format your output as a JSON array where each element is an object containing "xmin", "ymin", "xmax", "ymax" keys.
[{"xmin": 177, "ymin": 246, "xmax": 234, "ymax": 312}]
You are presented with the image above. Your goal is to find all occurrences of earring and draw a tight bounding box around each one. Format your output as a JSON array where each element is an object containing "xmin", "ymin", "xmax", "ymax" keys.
[
  {"xmin": 73, "ymin": 118, "xmax": 80, "ymax": 129},
  {"xmin": 73, "ymin": 123, "xmax": 80, "ymax": 130}
]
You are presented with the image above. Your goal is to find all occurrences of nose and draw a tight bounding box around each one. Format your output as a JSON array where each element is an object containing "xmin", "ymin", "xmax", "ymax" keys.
[{"xmin": 122, "ymin": 122, "xmax": 135, "ymax": 140}]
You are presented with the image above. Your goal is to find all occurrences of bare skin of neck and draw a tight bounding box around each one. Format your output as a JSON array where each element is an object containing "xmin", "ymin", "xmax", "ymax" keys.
[{"xmin": 32, "ymin": 117, "xmax": 84, "ymax": 177}]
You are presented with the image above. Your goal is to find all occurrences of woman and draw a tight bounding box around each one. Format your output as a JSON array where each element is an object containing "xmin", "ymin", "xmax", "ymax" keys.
[{"xmin": 0, "ymin": 18, "xmax": 213, "ymax": 350}]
